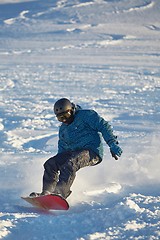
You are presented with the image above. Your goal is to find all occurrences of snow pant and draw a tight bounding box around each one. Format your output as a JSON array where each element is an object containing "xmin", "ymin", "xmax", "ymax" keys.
[{"xmin": 42, "ymin": 149, "xmax": 101, "ymax": 199}]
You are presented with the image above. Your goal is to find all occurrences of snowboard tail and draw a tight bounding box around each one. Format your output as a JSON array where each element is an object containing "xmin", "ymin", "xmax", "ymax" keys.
[{"xmin": 21, "ymin": 194, "xmax": 69, "ymax": 210}]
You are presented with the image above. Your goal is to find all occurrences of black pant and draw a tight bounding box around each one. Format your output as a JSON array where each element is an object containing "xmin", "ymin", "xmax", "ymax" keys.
[{"xmin": 42, "ymin": 149, "xmax": 101, "ymax": 198}]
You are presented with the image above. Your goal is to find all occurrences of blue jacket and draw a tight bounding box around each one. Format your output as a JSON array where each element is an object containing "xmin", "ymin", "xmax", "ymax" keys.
[{"xmin": 58, "ymin": 107, "xmax": 118, "ymax": 159}]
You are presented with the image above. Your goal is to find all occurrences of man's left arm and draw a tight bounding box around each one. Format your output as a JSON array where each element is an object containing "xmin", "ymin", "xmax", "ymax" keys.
[
  {"xmin": 101, "ymin": 121, "xmax": 123, "ymax": 160},
  {"xmin": 87, "ymin": 110, "xmax": 123, "ymax": 160}
]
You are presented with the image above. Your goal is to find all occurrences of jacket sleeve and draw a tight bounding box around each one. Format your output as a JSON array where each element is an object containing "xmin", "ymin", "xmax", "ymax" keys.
[{"xmin": 84, "ymin": 110, "xmax": 118, "ymax": 147}]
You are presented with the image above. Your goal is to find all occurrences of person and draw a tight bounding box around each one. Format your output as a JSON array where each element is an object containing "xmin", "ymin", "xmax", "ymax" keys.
[{"xmin": 30, "ymin": 98, "xmax": 123, "ymax": 199}]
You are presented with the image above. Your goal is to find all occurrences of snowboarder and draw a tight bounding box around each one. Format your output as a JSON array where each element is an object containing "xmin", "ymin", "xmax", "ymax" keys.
[{"xmin": 30, "ymin": 98, "xmax": 123, "ymax": 199}]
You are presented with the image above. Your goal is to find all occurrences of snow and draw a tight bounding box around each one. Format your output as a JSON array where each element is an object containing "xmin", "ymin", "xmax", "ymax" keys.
[{"xmin": 0, "ymin": 0, "xmax": 160, "ymax": 239}]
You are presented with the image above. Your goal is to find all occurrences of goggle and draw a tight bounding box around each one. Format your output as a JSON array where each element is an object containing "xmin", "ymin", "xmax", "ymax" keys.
[{"xmin": 56, "ymin": 110, "xmax": 72, "ymax": 122}]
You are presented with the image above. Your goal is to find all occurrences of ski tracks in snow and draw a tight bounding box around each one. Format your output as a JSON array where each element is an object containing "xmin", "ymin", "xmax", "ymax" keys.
[{"xmin": 0, "ymin": 184, "xmax": 159, "ymax": 240}]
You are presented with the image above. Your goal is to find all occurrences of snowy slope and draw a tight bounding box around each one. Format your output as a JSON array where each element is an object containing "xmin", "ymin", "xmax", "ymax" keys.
[{"xmin": 0, "ymin": 0, "xmax": 160, "ymax": 239}]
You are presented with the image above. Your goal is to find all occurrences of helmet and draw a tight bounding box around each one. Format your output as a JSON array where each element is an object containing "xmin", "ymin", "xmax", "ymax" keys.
[{"xmin": 54, "ymin": 98, "xmax": 75, "ymax": 115}]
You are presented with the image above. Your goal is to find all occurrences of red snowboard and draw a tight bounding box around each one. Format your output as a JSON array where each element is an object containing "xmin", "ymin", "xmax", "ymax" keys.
[{"xmin": 21, "ymin": 194, "xmax": 69, "ymax": 210}]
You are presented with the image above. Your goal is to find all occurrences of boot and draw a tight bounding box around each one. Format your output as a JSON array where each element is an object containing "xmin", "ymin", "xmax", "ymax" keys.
[
  {"xmin": 54, "ymin": 182, "xmax": 72, "ymax": 199},
  {"xmin": 29, "ymin": 190, "xmax": 51, "ymax": 197},
  {"xmin": 29, "ymin": 192, "xmax": 41, "ymax": 197}
]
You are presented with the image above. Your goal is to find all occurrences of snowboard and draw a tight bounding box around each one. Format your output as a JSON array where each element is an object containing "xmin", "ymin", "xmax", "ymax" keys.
[{"xmin": 21, "ymin": 194, "xmax": 69, "ymax": 210}]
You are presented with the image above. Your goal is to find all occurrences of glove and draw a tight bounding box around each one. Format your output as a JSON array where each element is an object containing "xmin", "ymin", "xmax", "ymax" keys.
[{"xmin": 109, "ymin": 142, "xmax": 123, "ymax": 160}]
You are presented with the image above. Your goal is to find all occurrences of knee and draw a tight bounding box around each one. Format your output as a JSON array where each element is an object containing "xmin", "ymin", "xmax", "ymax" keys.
[
  {"xmin": 44, "ymin": 157, "xmax": 56, "ymax": 171},
  {"xmin": 61, "ymin": 161, "xmax": 75, "ymax": 175},
  {"xmin": 44, "ymin": 160, "xmax": 49, "ymax": 170}
]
